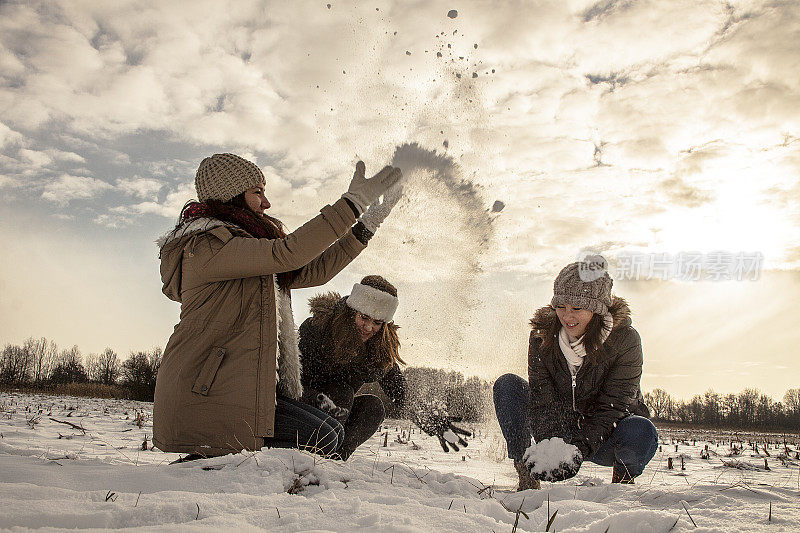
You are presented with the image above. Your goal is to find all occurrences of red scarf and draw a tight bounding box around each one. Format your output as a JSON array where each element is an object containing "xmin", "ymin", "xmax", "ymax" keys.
[{"xmin": 181, "ymin": 201, "xmax": 284, "ymax": 239}]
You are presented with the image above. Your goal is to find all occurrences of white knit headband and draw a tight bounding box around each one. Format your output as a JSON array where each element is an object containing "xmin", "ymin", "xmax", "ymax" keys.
[{"xmin": 346, "ymin": 283, "xmax": 398, "ymax": 323}]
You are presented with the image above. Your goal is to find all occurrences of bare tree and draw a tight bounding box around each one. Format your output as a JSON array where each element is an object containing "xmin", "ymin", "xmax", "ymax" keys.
[
  {"xmin": 50, "ymin": 345, "xmax": 87, "ymax": 384},
  {"xmin": 1, "ymin": 344, "xmax": 26, "ymax": 384},
  {"xmin": 785, "ymin": 389, "xmax": 800, "ymax": 427},
  {"xmin": 784, "ymin": 389, "xmax": 800, "ymax": 414},
  {"xmin": 27, "ymin": 337, "xmax": 49, "ymax": 384},
  {"xmin": 97, "ymin": 347, "xmax": 121, "ymax": 385},
  {"xmin": 85, "ymin": 353, "xmax": 101, "ymax": 382},
  {"xmin": 644, "ymin": 388, "xmax": 673, "ymax": 420},
  {"xmin": 121, "ymin": 347, "xmax": 162, "ymax": 401},
  {"xmin": 737, "ymin": 388, "xmax": 760, "ymax": 426}
]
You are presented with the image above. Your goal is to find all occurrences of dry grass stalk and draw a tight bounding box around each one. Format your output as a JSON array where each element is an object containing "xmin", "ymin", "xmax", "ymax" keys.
[
  {"xmin": 26, "ymin": 414, "xmax": 41, "ymax": 429},
  {"xmin": 383, "ymin": 464, "xmax": 395, "ymax": 484},
  {"xmin": 681, "ymin": 501, "xmax": 697, "ymax": 528},
  {"xmin": 509, "ymin": 496, "xmax": 528, "ymax": 533},
  {"xmin": 545, "ymin": 508, "xmax": 558, "ymax": 532},
  {"xmin": 49, "ymin": 417, "xmax": 85, "ymax": 433}
]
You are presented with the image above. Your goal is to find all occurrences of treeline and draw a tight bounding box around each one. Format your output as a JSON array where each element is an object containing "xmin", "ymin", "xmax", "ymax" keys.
[
  {"xmin": 0, "ymin": 337, "xmax": 161, "ymax": 401},
  {"xmin": 644, "ymin": 388, "xmax": 800, "ymax": 431},
  {"xmin": 362, "ymin": 366, "xmax": 493, "ymax": 422},
  {"xmin": 7, "ymin": 337, "xmax": 797, "ymax": 431}
]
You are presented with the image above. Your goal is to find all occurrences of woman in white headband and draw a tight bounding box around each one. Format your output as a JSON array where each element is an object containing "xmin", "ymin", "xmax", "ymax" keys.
[{"xmin": 298, "ymin": 275, "xmax": 471, "ymax": 459}]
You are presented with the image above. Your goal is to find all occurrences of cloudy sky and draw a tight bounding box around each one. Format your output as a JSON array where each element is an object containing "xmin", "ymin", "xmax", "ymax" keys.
[{"xmin": 1, "ymin": 0, "xmax": 798, "ymax": 400}]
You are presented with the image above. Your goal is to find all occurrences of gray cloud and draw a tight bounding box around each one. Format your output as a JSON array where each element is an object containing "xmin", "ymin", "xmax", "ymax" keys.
[{"xmin": 582, "ymin": 0, "xmax": 635, "ymax": 23}]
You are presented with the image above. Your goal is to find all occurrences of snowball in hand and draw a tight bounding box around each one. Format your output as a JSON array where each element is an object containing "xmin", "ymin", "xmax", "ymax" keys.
[{"xmin": 523, "ymin": 437, "xmax": 583, "ymax": 481}]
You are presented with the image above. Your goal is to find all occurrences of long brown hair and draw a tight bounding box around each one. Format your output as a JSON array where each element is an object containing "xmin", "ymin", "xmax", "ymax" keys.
[
  {"xmin": 538, "ymin": 310, "xmax": 610, "ymax": 361},
  {"xmin": 328, "ymin": 276, "xmax": 404, "ymax": 370}
]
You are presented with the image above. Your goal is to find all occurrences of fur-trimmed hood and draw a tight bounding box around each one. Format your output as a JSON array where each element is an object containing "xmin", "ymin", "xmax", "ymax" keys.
[
  {"xmin": 157, "ymin": 217, "xmax": 250, "ymax": 303},
  {"xmin": 156, "ymin": 216, "xmax": 247, "ymax": 250},
  {"xmin": 530, "ymin": 296, "xmax": 632, "ymax": 340}
]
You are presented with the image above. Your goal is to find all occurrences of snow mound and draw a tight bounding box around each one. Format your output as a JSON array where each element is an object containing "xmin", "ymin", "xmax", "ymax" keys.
[{"xmin": 523, "ymin": 437, "xmax": 582, "ymax": 479}]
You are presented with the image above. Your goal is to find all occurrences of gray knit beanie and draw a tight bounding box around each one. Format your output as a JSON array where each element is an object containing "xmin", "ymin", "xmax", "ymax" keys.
[
  {"xmin": 551, "ymin": 261, "xmax": 613, "ymax": 315},
  {"xmin": 195, "ymin": 153, "xmax": 266, "ymax": 202}
]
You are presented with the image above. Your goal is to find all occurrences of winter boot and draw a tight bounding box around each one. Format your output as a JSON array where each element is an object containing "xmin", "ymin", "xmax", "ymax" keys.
[
  {"xmin": 611, "ymin": 462, "xmax": 635, "ymax": 484},
  {"xmin": 514, "ymin": 460, "xmax": 541, "ymax": 491}
]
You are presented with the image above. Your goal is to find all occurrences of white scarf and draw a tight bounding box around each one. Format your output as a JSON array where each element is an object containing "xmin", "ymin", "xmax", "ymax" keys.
[
  {"xmin": 558, "ymin": 313, "xmax": 614, "ymax": 375},
  {"xmin": 275, "ymin": 277, "xmax": 303, "ymax": 400}
]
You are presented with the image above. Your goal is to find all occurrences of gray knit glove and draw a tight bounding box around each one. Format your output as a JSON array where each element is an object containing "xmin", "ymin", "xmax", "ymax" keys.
[
  {"xmin": 341, "ymin": 161, "xmax": 403, "ymax": 216},
  {"xmin": 359, "ymin": 184, "xmax": 403, "ymax": 233}
]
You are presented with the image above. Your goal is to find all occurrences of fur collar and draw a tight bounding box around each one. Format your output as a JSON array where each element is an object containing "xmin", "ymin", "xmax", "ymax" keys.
[
  {"xmin": 307, "ymin": 291, "xmax": 344, "ymax": 325},
  {"xmin": 155, "ymin": 217, "xmax": 247, "ymax": 250},
  {"xmin": 530, "ymin": 296, "xmax": 632, "ymax": 336}
]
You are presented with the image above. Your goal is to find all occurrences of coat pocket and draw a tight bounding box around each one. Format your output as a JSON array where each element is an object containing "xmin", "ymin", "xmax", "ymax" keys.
[{"xmin": 192, "ymin": 346, "xmax": 227, "ymax": 396}]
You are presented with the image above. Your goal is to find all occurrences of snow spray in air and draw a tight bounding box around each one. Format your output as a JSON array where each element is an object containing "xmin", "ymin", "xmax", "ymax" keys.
[{"xmin": 366, "ymin": 142, "xmax": 495, "ymax": 366}]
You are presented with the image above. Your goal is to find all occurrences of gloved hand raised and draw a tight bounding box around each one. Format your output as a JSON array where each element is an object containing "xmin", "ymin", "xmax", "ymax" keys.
[
  {"xmin": 314, "ymin": 393, "xmax": 350, "ymax": 425},
  {"xmin": 413, "ymin": 409, "xmax": 472, "ymax": 452},
  {"xmin": 342, "ymin": 161, "xmax": 403, "ymax": 216},
  {"xmin": 359, "ymin": 184, "xmax": 403, "ymax": 233},
  {"xmin": 523, "ymin": 437, "xmax": 583, "ymax": 482}
]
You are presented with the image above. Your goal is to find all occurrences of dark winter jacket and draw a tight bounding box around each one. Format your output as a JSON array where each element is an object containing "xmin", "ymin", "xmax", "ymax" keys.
[
  {"xmin": 528, "ymin": 296, "xmax": 650, "ymax": 459},
  {"xmin": 298, "ymin": 293, "xmax": 406, "ymax": 409}
]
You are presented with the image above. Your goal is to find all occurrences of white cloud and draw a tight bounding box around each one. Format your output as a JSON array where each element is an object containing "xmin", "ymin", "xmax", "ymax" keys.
[
  {"xmin": 109, "ymin": 181, "xmax": 194, "ymax": 219},
  {"xmin": 115, "ymin": 176, "xmax": 163, "ymax": 200},
  {"xmin": 41, "ymin": 174, "xmax": 113, "ymax": 206},
  {"xmin": 18, "ymin": 148, "xmax": 53, "ymax": 167}
]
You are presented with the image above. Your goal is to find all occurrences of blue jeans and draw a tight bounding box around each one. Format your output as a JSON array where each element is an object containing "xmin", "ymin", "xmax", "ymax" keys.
[
  {"xmin": 493, "ymin": 373, "xmax": 658, "ymax": 477},
  {"xmin": 263, "ymin": 395, "xmax": 344, "ymax": 456}
]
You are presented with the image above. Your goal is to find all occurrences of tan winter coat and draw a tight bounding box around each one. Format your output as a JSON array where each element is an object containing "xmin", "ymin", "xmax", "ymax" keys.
[{"xmin": 153, "ymin": 198, "xmax": 365, "ymax": 456}]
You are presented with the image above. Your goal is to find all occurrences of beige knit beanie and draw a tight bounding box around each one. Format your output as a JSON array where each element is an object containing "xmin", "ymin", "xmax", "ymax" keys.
[
  {"xmin": 551, "ymin": 260, "xmax": 613, "ymax": 315},
  {"xmin": 195, "ymin": 153, "xmax": 266, "ymax": 202}
]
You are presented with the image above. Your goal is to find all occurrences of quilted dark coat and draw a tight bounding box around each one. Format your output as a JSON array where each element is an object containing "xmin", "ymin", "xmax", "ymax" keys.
[
  {"xmin": 528, "ymin": 296, "xmax": 650, "ymax": 458},
  {"xmin": 298, "ymin": 294, "xmax": 406, "ymax": 409}
]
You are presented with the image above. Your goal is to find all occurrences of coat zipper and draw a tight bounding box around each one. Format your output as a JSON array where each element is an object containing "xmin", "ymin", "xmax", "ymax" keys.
[
  {"xmin": 571, "ymin": 374, "xmax": 577, "ymax": 411},
  {"xmin": 572, "ymin": 372, "xmax": 581, "ymax": 429}
]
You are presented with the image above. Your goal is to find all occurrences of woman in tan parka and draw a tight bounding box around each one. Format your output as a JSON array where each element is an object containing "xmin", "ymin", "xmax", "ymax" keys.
[{"xmin": 154, "ymin": 153, "xmax": 402, "ymax": 459}]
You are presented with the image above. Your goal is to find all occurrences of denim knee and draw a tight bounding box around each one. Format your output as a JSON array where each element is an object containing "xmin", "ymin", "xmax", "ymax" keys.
[
  {"xmin": 311, "ymin": 421, "xmax": 343, "ymax": 456},
  {"xmin": 615, "ymin": 416, "xmax": 658, "ymax": 475},
  {"xmin": 493, "ymin": 373, "xmax": 528, "ymax": 400}
]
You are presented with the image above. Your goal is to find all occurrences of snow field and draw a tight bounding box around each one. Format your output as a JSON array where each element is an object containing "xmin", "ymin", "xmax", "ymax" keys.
[{"xmin": 1, "ymin": 392, "xmax": 799, "ymax": 532}]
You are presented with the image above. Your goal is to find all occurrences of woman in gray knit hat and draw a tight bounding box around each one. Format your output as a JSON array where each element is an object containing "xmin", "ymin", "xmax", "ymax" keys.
[
  {"xmin": 153, "ymin": 153, "xmax": 403, "ymax": 461},
  {"xmin": 493, "ymin": 260, "xmax": 657, "ymax": 490}
]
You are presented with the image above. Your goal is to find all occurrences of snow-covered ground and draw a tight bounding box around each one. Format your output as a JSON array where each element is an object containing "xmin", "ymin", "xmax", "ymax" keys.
[{"xmin": 1, "ymin": 392, "xmax": 798, "ymax": 532}]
